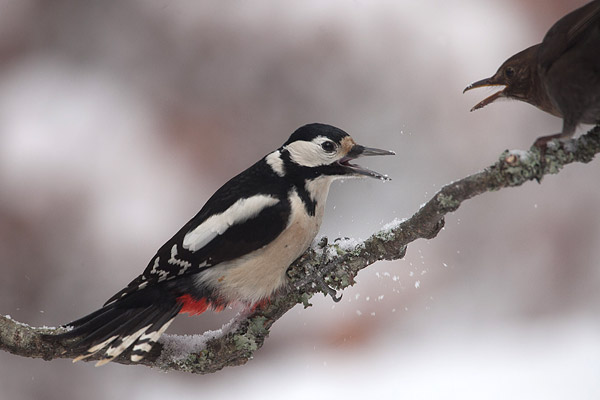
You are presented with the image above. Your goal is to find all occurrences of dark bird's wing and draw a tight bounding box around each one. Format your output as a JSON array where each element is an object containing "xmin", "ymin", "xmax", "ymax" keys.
[{"xmin": 538, "ymin": 0, "xmax": 600, "ymax": 70}]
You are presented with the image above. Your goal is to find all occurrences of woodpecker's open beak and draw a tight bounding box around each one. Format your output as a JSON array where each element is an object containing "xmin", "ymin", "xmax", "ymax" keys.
[
  {"xmin": 337, "ymin": 145, "xmax": 395, "ymax": 181},
  {"xmin": 463, "ymin": 76, "xmax": 506, "ymax": 111}
]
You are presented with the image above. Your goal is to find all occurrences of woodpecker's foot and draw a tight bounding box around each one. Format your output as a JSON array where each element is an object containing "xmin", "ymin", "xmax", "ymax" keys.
[
  {"xmin": 317, "ymin": 236, "xmax": 328, "ymax": 248},
  {"xmin": 314, "ymin": 273, "xmax": 342, "ymax": 302},
  {"xmin": 314, "ymin": 240, "xmax": 342, "ymax": 302}
]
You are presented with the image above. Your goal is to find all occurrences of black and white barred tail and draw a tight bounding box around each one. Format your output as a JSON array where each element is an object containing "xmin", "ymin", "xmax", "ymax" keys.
[{"xmin": 47, "ymin": 285, "xmax": 183, "ymax": 366}]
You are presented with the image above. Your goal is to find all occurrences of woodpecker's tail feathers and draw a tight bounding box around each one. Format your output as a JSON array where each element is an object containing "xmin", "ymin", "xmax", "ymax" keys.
[{"xmin": 48, "ymin": 292, "xmax": 182, "ymax": 366}]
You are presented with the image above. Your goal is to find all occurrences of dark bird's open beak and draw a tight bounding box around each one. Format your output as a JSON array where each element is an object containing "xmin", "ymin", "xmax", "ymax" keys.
[
  {"xmin": 338, "ymin": 145, "xmax": 395, "ymax": 181},
  {"xmin": 463, "ymin": 77, "xmax": 506, "ymax": 111}
]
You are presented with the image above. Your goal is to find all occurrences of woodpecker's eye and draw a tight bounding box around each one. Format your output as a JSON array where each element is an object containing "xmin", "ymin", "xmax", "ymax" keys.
[
  {"xmin": 321, "ymin": 141, "xmax": 336, "ymax": 152},
  {"xmin": 504, "ymin": 67, "xmax": 515, "ymax": 79}
]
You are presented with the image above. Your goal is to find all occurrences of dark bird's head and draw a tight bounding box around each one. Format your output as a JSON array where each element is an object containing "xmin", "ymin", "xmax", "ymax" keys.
[
  {"xmin": 463, "ymin": 44, "xmax": 545, "ymax": 112},
  {"xmin": 268, "ymin": 123, "xmax": 394, "ymax": 182}
]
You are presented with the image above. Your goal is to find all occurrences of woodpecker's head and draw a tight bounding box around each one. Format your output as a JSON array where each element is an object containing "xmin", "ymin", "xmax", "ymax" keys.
[{"xmin": 271, "ymin": 123, "xmax": 394, "ymax": 181}]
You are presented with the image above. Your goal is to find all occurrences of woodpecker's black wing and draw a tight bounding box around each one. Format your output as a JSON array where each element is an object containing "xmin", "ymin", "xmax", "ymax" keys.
[
  {"xmin": 104, "ymin": 156, "xmax": 291, "ymax": 304},
  {"xmin": 538, "ymin": 0, "xmax": 600, "ymax": 71}
]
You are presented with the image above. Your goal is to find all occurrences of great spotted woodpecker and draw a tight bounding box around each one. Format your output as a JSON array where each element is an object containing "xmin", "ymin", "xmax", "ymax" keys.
[{"xmin": 48, "ymin": 123, "xmax": 394, "ymax": 366}]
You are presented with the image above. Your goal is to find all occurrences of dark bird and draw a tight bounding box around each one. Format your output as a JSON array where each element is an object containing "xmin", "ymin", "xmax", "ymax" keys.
[
  {"xmin": 464, "ymin": 0, "xmax": 600, "ymax": 147},
  {"xmin": 45, "ymin": 123, "xmax": 394, "ymax": 366}
]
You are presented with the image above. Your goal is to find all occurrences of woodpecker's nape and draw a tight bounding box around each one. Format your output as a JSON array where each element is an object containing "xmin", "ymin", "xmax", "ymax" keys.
[{"xmin": 44, "ymin": 123, "xmax": 394, "ymax": 366}]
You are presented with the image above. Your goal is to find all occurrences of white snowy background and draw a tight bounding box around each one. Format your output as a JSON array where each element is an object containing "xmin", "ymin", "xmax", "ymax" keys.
[{"xmin": 1, "ymin": 1, "xmax": 600, "ymax": 399}]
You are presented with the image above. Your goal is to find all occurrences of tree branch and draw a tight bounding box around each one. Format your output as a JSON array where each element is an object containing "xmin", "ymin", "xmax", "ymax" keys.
[{"xmin": 2, "ymin": 125, "xmax": 599, "ymax": 372}]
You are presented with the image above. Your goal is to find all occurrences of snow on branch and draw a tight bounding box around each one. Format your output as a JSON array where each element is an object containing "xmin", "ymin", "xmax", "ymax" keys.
[{"xmin": 1, "ymin": 125, "xmax": 599, "ymax": 373}]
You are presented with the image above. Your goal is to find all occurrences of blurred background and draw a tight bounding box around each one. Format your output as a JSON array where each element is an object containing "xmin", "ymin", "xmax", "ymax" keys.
[{"xmin": 1, "ymin": 0, "xmax": 600, "ymax": 399}]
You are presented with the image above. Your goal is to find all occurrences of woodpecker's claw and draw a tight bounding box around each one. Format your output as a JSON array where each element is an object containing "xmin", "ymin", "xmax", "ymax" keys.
[
  {"xmin": 330, "ymin": 290, "xmax": 343, "ymax": 303},
  {"xmin": 315, "ymin": 274, "xmax": 343, "ymax": 302}
]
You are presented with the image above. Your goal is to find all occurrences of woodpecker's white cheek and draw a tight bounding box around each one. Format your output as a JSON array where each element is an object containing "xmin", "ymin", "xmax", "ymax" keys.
[
  {"xmin": 183, "ymin": 195, "xmax": 280, "ymax": 252},
  {"xmin": 285, "ymin": 140, "xmax": 336, "ymax": 167}
]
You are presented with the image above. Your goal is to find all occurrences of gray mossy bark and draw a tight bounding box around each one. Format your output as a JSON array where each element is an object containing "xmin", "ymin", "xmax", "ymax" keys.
[{"xmin": 2, "ymin": 125, "xmax": 599, "ymax": 373}]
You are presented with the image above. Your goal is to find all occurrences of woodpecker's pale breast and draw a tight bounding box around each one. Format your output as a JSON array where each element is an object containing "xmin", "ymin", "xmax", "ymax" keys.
[{"xmin": 195, "ymin": 177, "xmax": 333, "ymax": 303}]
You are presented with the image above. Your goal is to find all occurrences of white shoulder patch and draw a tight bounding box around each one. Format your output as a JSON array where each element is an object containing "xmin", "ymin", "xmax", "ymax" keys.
[
  {"xmin": 183, "ymin": 194, "xmax": 280, "ymax": 252},
  {"xmin": 265, "ymin": 150, "xmax": 285, "ymax": 176}
]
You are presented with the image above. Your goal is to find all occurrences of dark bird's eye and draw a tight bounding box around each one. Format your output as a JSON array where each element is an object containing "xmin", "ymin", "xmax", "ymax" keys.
[
  {"xmin": 321, "ymin": 141, "xmax": 336, "ymax": 152},
  {"xmin": 504, "ymin": 67, "xmax": 515, "ymax": 78}
]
